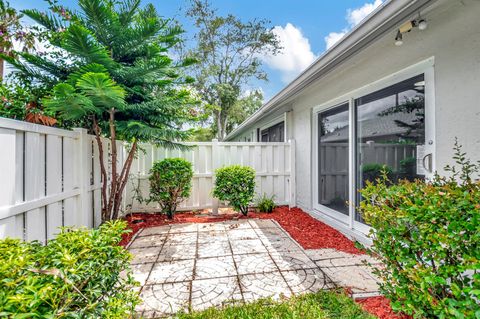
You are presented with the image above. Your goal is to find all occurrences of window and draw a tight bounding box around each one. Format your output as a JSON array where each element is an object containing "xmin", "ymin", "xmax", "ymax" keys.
[
  {"xmin": 261, "ymin": 121, "xmax": 285, "ymax": 142},
  {"xmin": 355, "ymin": 74, "xmax": 425, "ymax": 223}
]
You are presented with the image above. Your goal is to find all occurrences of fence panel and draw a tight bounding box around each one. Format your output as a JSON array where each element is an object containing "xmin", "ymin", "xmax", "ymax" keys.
[
  {"xmin": 0, "ymin": 118, "xmax": 296, "ymax": 240},
  {"xmin": 126, "ymin": 140, "xmax": 295, "ymax": 213},
  {"xmin": 0, "ymin": 119, "xmax": 102, "ymax": 241}
]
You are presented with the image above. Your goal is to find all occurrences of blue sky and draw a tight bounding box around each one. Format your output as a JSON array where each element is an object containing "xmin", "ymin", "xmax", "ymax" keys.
[{"xmin": 9, "ymin": 0, "xmax": 384, "ymax": 100}]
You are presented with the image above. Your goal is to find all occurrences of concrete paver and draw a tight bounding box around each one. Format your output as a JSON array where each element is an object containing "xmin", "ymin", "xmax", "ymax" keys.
[{"xmin": 128, "ymin": 219, "xmax": 380, "ymax": 317}]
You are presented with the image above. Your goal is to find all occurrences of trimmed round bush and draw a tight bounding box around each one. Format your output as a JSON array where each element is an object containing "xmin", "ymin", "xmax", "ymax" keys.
[
  {"xmin": 149, "ymin": 158, "xmax": 193, "ymax": 219},
  {"xmin": 213, "ymin": 165, "xmax": 256, "ymax": 216},
  {"xmin": 0, "ymin": 221, "xmax": 139, "ymax": 318}
]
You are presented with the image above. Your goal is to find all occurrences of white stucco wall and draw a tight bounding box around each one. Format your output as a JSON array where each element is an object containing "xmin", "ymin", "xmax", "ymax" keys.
[
  {"xmin": 288, "ymin": 0, "xmax": 480, "ymax": 212},
  {"xmin": 227, "ymin": 0, "xmax": 480, "ymax": 241}
]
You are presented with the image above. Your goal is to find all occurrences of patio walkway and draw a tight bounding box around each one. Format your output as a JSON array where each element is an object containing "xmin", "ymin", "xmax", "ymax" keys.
[{"xmin": 128, "ymin": 219, "xmax": 380, "ymax": 318}]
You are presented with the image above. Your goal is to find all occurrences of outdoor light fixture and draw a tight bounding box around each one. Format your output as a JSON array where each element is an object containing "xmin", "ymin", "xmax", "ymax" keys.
[
  {"xmin": 394, "ymin": 17, "xmax": 427, "ymax": 46},
  {"xmin": 395, "ymin": 30, "xmax": 403, "ymax": 46},
  {"xmin": 418, "ymin": 19, "xmax": 428, "ymax": 30}
]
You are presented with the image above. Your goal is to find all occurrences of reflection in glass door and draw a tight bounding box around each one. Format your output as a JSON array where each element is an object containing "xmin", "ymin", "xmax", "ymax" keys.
[
  {"xmin": 355, "ymin": 75, "xmax": 426, "ymax": 223},
  {"xmin": 318, "ymin": 103, "xmax": 350, "ymax": 216}
]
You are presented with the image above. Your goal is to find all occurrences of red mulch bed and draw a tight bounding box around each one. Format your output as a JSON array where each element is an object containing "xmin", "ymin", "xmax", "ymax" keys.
[
  {"xmin": 356, "ymin": 296, "xmax": 412, "ymax": 319},
  {"xmin": 120, "ymin": 206, "xmax": 362, "ymax": 254}
]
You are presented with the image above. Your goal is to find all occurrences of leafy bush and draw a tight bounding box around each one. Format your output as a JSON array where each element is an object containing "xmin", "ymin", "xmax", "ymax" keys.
[
  {"xmin": 0, "ymin": 220, "xmax": 140, "ymax": 318},
  {"xmin": 359, "ymin": 140, "xmax": 480, "ymax": 318},
  {"xmin": 149, "ymin": 158, "xmax": 193, "ymax": 219},
  {"xmin": 213, "ymin": 165, "xmax": 256, "ymax": 216},
  {"xmin": 256, "ymin": 193, "xmax": 276, "ymax": 213}
]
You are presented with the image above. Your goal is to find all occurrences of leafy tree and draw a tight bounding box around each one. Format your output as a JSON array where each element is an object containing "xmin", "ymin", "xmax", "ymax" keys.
[
  {"xmin": 0, "ymin": 0, "xmax": 35, "ymax": 81},
  {"xmin": 183, "ymin": 0, "xmax": 280, "ymax": 140},
  {"xmin": 226, "ymin": 89, "xmax": 263, "ymax": 134},
  {"xmin": 187, "ymin": 126, "xmax": 215, "ymax": 142},
  {"xmin": 7, "ymin": 0, "xmax": 199, "ymax": 221}
]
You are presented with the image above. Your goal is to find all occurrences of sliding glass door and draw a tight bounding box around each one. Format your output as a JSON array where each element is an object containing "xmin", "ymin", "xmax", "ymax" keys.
[
  {"xmin": 355, "ymin": 75, "xmax": 426, "ymax": 223},
  {"xmin": 315, "ymin": 64, "xmax": 433, "ymax": 232},
  {"xmin": 317, "ymin": 103, "xmax": 350, "ymax": 220}
]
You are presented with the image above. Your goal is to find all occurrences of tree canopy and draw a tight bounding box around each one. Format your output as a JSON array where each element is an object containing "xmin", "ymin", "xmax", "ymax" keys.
[
  {"xmin": 3, "ymin": 0, "xmax": 200, "ymax": 220},
  {"xmin": 182, "ymin": 0, "xmax": 280, "ymax": 140}
]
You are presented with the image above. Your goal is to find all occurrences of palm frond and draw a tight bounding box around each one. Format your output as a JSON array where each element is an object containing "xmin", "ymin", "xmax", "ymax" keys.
[
  {"xmin": 22, "ymin": 9, "xmax": 66, "ymax": 32},
  {"xmin": 67, "ymin": 63, "xmax": 108, "ymax": 86},
  {"xmin": 118, "ymin": 0, "xmax": 141, "ymax": 26},
  {"xmin": 43, "ymin": 83, "xmax": 98, "ymax": 120},
  {"xmin": 61, "ymin": 23, "xmax": 116, "ymax": 69},
  {"xmin": 78, "ymin": 0, "xmax": 116, "ymax": 45},
  {"xmin": 75, "ymin": 72, "xmax": 125, "ymax": 110}
]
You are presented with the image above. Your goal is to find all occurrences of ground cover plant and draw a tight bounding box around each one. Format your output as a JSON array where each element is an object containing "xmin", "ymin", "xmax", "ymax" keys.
[
  {"xmin": 360, "ymin": 140, "xmax": 480, "ymax": 318},
  {"xmin": 256, "ymin": 193, "xmax": 276, "ymax": 213},
  {"xmin": 0, "ymin": 220, "xmax": 139, "ymax": 318},
  {"xmin": 213, "ymin": 165, "xmax": 256, "ymax": 216},
  {"xmin": 149, "ymin": 158, "xmax": 194, "ymax": 219},
  {"xmin": 177, "ymin": 289, "xmax": 375, "ymax": 319}
]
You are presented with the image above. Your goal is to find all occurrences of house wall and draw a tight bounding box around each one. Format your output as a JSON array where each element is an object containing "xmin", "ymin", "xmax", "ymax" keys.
[
  {"xmin": 290, "ymin": 0, "xmax": 480, "ymax": 216},
  {"xmin": 230, "ymin": 0, "xmax": 480, "ymax": 242}
]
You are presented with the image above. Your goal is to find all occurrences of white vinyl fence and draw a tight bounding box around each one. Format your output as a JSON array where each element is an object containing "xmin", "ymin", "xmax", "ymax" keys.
[
  {"xmin": 126, "ymin": 140, "xmax": 296, "ymax": 213},
  {"xmin": 0, "ymin": 118, "xmax": 118, "ymax": 242},
  {"xmin": 0, "ymin": 118, "xmax": 296, "ymax": 241}
]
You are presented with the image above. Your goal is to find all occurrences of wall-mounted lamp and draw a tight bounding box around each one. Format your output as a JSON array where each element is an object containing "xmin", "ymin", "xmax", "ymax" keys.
[
  {"xmin": 395, "ymin": 30, "xmax": 403, "ymax": 46},
  {"xmin": 417, "ymin": 19, "xmax": 428, "ymax": 30},
  {"xmin": 394, "ymin": 18, "xmax": 427, "ymax": 46}
]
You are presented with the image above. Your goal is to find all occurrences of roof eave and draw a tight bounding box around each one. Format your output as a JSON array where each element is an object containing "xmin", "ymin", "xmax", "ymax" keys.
[{"xmin": 226, "ymin": 0, "xmax": 436, "ymax": 140}]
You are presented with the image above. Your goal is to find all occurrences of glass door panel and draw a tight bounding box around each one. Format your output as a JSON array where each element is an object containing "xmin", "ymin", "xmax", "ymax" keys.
[
  {"xmin": 318, "ymin": 103, "xmax": 350, "ymax": 216},
  {"xmin": 355, "ymin": 74, "xmax": 426, "ymax": 223}
]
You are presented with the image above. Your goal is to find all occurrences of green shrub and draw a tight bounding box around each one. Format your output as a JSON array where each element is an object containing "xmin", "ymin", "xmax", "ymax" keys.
[
  {"xmin": 0, "ymin": 220, "xmax": 140, "ymax": 318},
  {"xmin": 359, "ymin": 140, "xmax": 480, "ymax": 318},
  {"xmin": 149, "ymin": 158, "xmax": 193, "ymax": 219},
  {"xmin": 213, "ymin": 165, "xmax": 256, "ymax": 216},
  {"xmin": 256, "ymin": 193, "xmax": 276, "ymax": 213}
]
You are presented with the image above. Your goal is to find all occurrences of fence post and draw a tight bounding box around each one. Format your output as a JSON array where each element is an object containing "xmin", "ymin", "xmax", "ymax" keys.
[
  {"xmin": 211, "ymin": 139, "xmax": 219, "ymax": 215},
  {"xmin": 73, "ymin": 128, "xmax": 90, "ymax": 227},
  {"xmin": 289, "ymin": 139, "xmax": 296, "ymax": 208}
]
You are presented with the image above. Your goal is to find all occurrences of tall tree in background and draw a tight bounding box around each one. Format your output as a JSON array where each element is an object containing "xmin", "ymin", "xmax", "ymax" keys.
[
  {"xmin": 6, "ymin": 0, "xmax": 198, "ymax": 220},
  {"xmin": 184, "ymin": 0, "xmax": 280, "ymax": 140}
]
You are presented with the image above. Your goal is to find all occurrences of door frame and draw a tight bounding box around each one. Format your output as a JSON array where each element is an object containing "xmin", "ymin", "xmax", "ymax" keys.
[{"xmin": 312, "ymin": 57, "xmax": 436, "ymax": 234}]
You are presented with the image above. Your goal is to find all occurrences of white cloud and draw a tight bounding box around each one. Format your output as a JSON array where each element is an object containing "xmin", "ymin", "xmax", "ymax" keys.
[
  {"xmin": 347, "ymin": 0, "xmax": 383, "ymax": 26},
  {"xmin": 325, "ymin": 0, "xmax": 383, "ymax": 50},
  {"xmin": 260, "ymin": 23, "xmax": 317, "ymax": 83},
  {"xmin": 324, "ymin": 31, "xmax": 348, "ymax": 50}
]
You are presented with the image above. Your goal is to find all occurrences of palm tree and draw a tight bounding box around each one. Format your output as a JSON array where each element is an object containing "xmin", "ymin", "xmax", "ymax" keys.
[{"xmin": 5, "ymin": 0, "xmax": 198, "ymax": 220}]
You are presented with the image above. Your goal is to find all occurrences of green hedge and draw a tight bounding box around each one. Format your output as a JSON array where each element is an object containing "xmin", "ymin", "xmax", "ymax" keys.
[
  {"xmin": 149, "ymin": 158, "xmax": 193, "ymax": 219},
  {"xmin": 359, "ymin": 141, "xmax": 480, "ymax": 318},
  {"xmin": 213, "ymin": 165, "xmax": 256, "ymax": 216},
  {"xmin": 0, "ymin": 221, "xmax": 140, "ymax": 318}
]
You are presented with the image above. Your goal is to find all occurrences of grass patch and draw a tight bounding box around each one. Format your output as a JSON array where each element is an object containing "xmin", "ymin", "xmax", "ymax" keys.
[{"xmin": 178, "ymin": 290, "xmax": 375, "ymax": 319}]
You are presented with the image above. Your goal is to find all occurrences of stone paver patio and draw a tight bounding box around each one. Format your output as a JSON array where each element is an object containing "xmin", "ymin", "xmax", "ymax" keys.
[{"xmin": 128, "ymin": 219, "xmax": 380, "ymax": 318}]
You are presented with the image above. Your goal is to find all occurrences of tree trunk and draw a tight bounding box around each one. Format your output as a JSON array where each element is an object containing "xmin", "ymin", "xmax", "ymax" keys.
[
  {"xmin": 216, "ymin": 110, "xmax": 229, "ymax": 141},
  {"xmin": 92, "ymin": 118, "xmax": 108, "ymax": 221},
  {"xmin": 107, "ymin": 109, "xmax": 117, "ymax": 220},
  {"xmin": 111, "ymin": 140, "xmax": 137, "ymax": 220}
]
